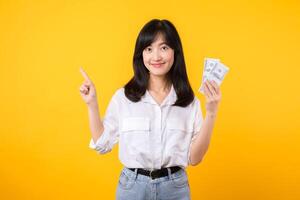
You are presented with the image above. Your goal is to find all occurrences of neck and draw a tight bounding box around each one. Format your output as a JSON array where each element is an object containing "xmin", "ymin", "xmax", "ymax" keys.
[{"xmin": 148, "ymin": 74, "xmax": 171, "ymax": 93}]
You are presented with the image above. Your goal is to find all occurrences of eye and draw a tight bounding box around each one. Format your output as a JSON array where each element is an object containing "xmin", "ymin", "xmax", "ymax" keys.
[
  {"xmin": 145, "ymin": 47, "xmax": 152, "ymax": 52},
  {"xmin": 162, "ymin": 46, "xmax": 169, "ymax": 50}
]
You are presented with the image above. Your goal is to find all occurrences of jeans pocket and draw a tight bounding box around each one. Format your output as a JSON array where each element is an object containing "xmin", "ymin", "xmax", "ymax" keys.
[
  {"xmin": 171, "ymin": 171, "xmax": 189, "ymax": 188},
  {"xmin": 118, "ymin": 172, "xmax": 136, "ymax": 190}
]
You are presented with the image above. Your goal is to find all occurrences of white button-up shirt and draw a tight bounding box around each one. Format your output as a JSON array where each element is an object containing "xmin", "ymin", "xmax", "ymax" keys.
[{"xmin": 89, "ymin": 84, "xmax": 203, "ymax": 170}]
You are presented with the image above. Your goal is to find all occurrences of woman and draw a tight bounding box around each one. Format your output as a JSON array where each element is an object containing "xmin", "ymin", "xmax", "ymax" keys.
[{"xmin": 79, "ymin": 19, "xmax": 221, "ymax": 200}]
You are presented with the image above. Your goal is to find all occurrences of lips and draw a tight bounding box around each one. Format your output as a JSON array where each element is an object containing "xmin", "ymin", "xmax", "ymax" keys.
[{"xmin": 151, "ymin": 63, "xmax": 165, "ymax": 67}]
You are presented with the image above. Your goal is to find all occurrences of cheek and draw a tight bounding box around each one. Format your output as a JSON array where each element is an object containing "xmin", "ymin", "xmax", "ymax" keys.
[
  {"xmin": 166, "ymin": 52, "xmax": 174, "ymax": 64},
  {"xmin": 142, "ymin": 53, "xmax": 149, "ymax": 64}
]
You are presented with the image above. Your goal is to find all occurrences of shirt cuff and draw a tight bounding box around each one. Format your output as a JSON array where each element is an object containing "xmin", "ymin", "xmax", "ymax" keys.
[
  {"xmin": 188, "ymin": 132, "xmax": 200, "ymax": 166},
  {"xmin": 89, "ymin": 137, "xmax": 99, "ymax": 149},
  {"xmin": 188, "ymin": 145, "xmax": 193, "ymax": 166},
  {"xmin": 88, "ymin": 136, "xmax": 111, "ymax": 154}
]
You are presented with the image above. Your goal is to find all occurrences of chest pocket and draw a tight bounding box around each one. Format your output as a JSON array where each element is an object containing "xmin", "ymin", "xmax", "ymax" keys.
[
  {"xmin": 165, "ymin": 118, "xmax": 193, "ymax": 152},
  {"xmin": 121, "ymin": 117, "xmax": 150, "ymax": 132},
  {"xmin": 166, "ymin": 118, "xmax": 193, "ymax": 133},
  {"xmin": 120, "ymin": 117, "xmax": 150, "ymax": 156}
]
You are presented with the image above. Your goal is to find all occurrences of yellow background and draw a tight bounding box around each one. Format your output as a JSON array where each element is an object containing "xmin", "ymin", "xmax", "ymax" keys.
[{"xmin": 1, "ymin": 0, "xmax": 300, "ymax": 199}]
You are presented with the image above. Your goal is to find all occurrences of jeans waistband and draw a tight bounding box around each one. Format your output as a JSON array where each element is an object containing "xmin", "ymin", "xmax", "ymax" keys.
[{"xmin": 128, "ymin": 166, "xmax": 182, "ymax": 180}]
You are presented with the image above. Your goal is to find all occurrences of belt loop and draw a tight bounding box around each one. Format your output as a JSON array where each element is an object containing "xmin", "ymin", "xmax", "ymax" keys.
[
  {"xmin": 167, "ymin": 167, "xmax": 172, "ymax": 180},
  {"xmin": 134, "ymin": 168, "xmax": 138, "ymax": 181}
]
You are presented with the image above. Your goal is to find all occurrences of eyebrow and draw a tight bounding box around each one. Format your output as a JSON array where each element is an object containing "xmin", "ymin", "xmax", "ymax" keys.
[
  {"xmin": 150, "ymin": 42, "xmax": 168, "ymax": 46},
  {"xmin": 158, "ymin": 42, "xmax": 167, "ymax": 45}
]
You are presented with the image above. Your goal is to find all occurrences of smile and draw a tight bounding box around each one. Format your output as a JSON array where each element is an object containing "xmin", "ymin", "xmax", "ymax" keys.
[{"xmin": 151, "ymin": 63, "xmax": 165, "ymax": 67}]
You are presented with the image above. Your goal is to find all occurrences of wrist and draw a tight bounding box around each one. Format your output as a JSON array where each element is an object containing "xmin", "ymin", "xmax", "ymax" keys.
[
  {"xmin": 206, "ymin": 111, "xmax": 217, "ymax": 118},
  {"xmin": 87, "ymin": 101, "xmax": 99, "ymax": 110}
]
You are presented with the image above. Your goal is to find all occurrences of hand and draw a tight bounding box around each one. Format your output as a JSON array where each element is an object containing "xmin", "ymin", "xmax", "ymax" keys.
[
  {"xmin": 203, "ymin": 80, "xmax": 221, "ymax": 115},
  {"xmin": 79, "ymin": 67, "xmax": 98, "ymax": 106}
]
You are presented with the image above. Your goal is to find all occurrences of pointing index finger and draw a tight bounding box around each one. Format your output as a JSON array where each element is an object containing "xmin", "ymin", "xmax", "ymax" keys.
[{"xmin": 79, "ymin": 67, "xmax": 91, "ymax": 82}]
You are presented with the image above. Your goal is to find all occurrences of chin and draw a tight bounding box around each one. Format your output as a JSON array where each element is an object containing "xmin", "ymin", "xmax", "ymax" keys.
[{"xmin": 149, "ymin": 71, "xmax": 168, "ymax": 77}]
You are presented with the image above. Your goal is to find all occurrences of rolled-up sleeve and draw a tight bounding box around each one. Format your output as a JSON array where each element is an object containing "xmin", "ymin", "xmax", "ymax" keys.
[
  {"xmin": 188, "ymin": 97, "xmax": 204, "ymax": 165},
  {"xmin": 192, "ymin": 97, "xmax": 203, "ymax": 140},
  {"xmin": 89, "ymin": 92, "xmax": 119, "ymax": 154}
]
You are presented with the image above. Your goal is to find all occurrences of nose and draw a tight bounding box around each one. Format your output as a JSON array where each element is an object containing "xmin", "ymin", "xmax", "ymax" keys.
[{"xmin": 152, "ymin": 49, "xmax": 162, "ymax": 61}]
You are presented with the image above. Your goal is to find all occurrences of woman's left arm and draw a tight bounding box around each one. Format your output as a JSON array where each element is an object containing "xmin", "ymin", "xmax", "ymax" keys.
[{"xmin": 189, "ymin": 80, "xmax": 221, "ymax": 166}]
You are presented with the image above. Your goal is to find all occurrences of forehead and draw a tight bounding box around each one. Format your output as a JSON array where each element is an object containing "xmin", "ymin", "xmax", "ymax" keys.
[{"xmin": 151, "ymin": 33, "xmax": 167, "ymax": 45}]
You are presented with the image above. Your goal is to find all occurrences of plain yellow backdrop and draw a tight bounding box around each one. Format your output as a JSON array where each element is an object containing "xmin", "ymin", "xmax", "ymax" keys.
[{"xmin": 1, "ymin": 0, "xmax": 300, "ymax": 199}]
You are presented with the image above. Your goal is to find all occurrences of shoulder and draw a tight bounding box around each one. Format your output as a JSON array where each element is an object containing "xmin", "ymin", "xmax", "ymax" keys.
[
  {"xmin": 193, "ymin": 96, "xmax": 201, "ymax": 104},
  {"xmin": 111, "ymin": 87, "xmax": 128, "ymax": 103},
  {"xmin": 110, "ymin": 87, "xmax": 124, "ymax": 100},
  {"xmin": 113, "ymin": 87, "xmax": 125, "ymax": 97},
  {"xmin": 191, "ymin": 96, "xmax": 201, "ymax": 109}
]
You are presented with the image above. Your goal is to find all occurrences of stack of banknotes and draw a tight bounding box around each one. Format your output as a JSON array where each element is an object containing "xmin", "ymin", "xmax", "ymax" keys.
[{"xmin": 199, "ymin": 58, "xmax": 229, "ymax": 94}]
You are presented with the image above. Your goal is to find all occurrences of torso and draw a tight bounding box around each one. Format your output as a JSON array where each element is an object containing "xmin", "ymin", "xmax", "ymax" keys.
[{"xmin": 101, "ymin": 87, "xmax": 202, "ymax": 169}]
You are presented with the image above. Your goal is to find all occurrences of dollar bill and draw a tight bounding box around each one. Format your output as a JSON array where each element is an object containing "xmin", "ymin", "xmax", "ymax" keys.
[
  {"xmin": 201, "ymin": 58, "xmax": 220, "ymax": 85},
  {"xmin": 199, "ymin": 58, "xmax": 229, "ymax": 94}
]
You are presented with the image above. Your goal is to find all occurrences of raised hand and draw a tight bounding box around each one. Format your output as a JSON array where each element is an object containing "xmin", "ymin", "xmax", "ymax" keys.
[
  {"xmin": 203, "ymin": 80, "xmax": 221, "ymax": 115},
  {"xmin": 79, "ymin": 67, "xmax": 98, "ymax": 106}
]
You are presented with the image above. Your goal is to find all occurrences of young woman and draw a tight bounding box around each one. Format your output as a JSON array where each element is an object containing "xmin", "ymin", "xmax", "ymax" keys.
[{"xmin": 79, "ymin": 19, "xmax": 221, "ymax": 200}]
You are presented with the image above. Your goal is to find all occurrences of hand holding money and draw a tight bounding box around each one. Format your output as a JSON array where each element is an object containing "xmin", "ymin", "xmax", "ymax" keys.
[
  {"xmin": 199, "ymin": 58, "xmax": 229, "ymax": 115},
  {"xmin": 199, "ymin": 58, "xmax": 229, "ymax": 94}
]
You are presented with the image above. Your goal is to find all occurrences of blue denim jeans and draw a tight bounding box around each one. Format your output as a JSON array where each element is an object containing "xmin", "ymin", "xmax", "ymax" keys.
[{"xmin": 116, "ymin": 167, "xmax": 191, "ymax": 200}]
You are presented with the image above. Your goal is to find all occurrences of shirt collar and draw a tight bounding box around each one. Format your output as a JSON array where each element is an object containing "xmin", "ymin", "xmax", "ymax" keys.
[{"xmin": 140, "ymin": 84, "xmax": 177, "ymax": 106}]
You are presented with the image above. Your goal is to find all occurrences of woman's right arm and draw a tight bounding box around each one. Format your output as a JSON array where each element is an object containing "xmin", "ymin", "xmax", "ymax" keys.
[
  {"xmin": 79, "ymin": 67, "xmax": 104, "ymax": 143},
  {"xmin": 87, "ymin": 103, "xmax": 104, "ymax": 143}
]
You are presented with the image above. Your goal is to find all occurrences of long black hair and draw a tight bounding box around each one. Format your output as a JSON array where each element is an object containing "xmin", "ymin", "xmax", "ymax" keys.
[{"xmin": 124, "ymin": 19, "xmax": 194, "ymax": 107}]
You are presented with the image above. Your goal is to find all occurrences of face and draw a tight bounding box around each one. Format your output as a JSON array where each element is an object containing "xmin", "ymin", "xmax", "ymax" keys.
[{"xmin": 142, "ymin": 34, "xmax": 174, "ymax": 78}]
